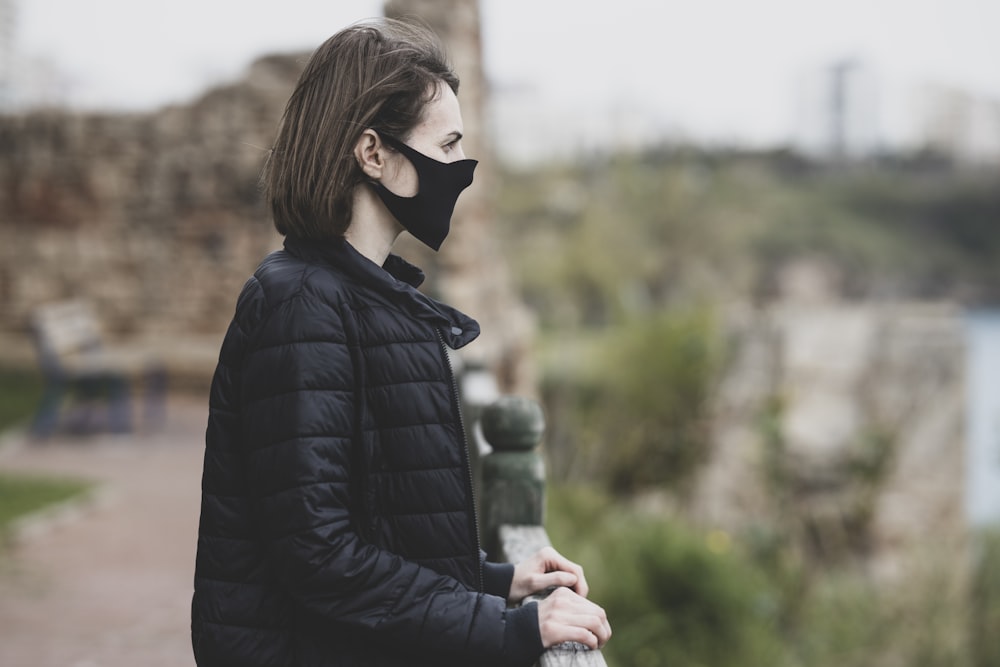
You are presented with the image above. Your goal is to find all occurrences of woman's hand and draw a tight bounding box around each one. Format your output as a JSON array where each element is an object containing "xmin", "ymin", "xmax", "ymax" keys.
[
  {"xmin": 536, "ymin": 587, "xmax": 611, "ymax": 650},
  {"xmin": 509, "ymin": 546, "xmax": 589, "ymax": 603}
]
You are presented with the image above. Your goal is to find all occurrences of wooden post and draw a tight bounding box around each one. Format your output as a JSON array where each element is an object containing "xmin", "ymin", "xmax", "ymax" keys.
[{"xmin": 479, "ymin": 395, "xmax": 546, "ymax": 558}]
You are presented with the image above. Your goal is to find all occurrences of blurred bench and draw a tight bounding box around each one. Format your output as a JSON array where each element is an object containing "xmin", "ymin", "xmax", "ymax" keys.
[{"xmin": 30, "ymin": 300, "xmax": 167, "ymax": 437}]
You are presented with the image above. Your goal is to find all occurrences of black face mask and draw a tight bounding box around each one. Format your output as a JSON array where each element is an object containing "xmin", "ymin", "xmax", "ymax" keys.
[{"xmin": 370, "ymin": 133, "xmax": 478, "ymax": 251}]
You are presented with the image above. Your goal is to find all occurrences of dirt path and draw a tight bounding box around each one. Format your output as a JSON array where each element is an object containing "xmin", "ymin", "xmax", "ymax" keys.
[{"xmin": 0, "ymin": 396, "xmax": 208, "ymax": 667}]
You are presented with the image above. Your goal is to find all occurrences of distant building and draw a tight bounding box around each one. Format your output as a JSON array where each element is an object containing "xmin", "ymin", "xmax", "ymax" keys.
[{"xmin": 918, "ymin": 84, "xmax": 1000, "ymax": 166}]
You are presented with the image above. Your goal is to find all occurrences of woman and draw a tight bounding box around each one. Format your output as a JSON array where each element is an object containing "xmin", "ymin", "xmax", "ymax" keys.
[{"xmin": 191, "ymin": 18, "xmax": 610, "ymax": 667}]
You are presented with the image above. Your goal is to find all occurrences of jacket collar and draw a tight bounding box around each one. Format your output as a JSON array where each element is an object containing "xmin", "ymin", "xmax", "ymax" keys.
[{"xmin": 282, "ymin": 236, "xmax": 480, "ymax": 350}]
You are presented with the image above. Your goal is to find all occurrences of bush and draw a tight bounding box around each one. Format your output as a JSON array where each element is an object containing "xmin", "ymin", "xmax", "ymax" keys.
[
  {"xmin": 547, "ymin": 486, "xmax": 980, "ymax": 667},
  {"xmin": 540, "ymin": 307, "xmax": 722, "ymax": 496},
  {"xmin": 547, "ymin": 486, "xmax": 784, "ymax": 667},
  {"xmin": 971, "ymin": 530, "xmax": 1000, "ymax": 667}
]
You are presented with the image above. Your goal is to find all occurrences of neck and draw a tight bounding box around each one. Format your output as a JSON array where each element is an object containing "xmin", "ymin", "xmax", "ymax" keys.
[{"xmin": 345, "ymin": 185, "xmax": 404, "ymax": 266}]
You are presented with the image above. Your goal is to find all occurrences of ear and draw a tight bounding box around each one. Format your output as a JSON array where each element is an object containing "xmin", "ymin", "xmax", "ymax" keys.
[{"xmin": 354, "ymin": 129, "xmax": 386, "ymax": 179}]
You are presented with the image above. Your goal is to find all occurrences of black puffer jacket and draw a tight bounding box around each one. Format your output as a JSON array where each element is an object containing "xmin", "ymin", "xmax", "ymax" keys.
[{"xmin": 192, "ymin": 237, "xmax": 542, "ymax": 667}]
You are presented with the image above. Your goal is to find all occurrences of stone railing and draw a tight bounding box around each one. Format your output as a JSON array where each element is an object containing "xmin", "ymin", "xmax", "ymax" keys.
[{"xmin": 474, "ymin": 395, "xmax": 609, "ymax": 667}]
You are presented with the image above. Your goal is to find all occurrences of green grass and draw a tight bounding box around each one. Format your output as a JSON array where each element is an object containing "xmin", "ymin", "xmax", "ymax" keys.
[
  {"xmin": 0, "ymin": 368, "xmax": 91, "ymax": 543},
  {"xmin": 0, "ymin": 367, "xmax": 43, "ymax": 433},
  {"xmin": 0, "ymin": 472, "xmax": 93, "ymax": 539}
]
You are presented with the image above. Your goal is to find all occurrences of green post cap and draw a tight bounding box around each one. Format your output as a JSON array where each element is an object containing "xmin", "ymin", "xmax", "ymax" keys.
[{"xmin": 480, "ymin": 396, "xmax": 545, "ymax": 451}]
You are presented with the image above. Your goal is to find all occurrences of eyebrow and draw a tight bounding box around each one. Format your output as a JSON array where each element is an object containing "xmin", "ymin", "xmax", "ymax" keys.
[{"xmin": 444, "ymin": 131, "xmax": 463, "ymax": 143}]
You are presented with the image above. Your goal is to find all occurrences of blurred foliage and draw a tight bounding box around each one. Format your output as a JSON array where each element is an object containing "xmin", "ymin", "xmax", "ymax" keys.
[
  {"xmin": 496, "ymin": 148, "xmax": 1000, "ymax": 324},
  {"xmin": 496, "ymin": 143, "xmax": 998, "ymax": 497},
  {"xmin": 548, "ymin": 485, "xmax": 980, "ymax": 667},
  {"xmin": 547, "ymin": 485, "xmax": 784, "ymax": 667},
  {"xmin": 539, "ymin": 307, "xmax": 722, "ymax": 496},
  {"xmin": 970, "ymin": 530, "xmax": 1000, "ymax": 667},
  {"xmin": 496, "ymin": 150, "xmax": 759, "ymax": 328},
  {"xmin": 742, "ymin": 518, "xmax": 972, "ymax": 667},
  {"xmin": 495, "ymin": 148, "xmax": 1000, "ymax": 666}
]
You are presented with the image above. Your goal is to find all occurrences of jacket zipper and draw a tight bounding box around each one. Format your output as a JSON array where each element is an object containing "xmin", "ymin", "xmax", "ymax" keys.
[{"xmin": 437, "ymin": 327, "xmax": 486, "ymax": 594}]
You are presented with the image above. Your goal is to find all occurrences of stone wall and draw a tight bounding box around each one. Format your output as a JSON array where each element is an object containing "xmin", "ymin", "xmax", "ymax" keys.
[
  {"xmin": 0, "ymin": 54, "xmax": 296, "ymax": 336},
  {"xmin": 693, "ymin": 300, "xmax": 966, "ymax": 576},
  {"xmin": 0, "ymin": 55, "xmax": 301, "ymax": 383}
]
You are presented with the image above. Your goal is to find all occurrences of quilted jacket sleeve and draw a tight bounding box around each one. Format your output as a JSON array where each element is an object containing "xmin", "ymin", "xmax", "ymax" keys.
[{"xmin": 237, "ymin": 275, "xmax": 540, "ymax": 666}]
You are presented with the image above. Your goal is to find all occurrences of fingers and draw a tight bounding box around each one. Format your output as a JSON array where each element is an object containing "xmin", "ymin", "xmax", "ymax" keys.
[
  {"xmin": 551, "ymin": 614, "xmax": 612, "ymax": 649},
  {"xmin": 569, "ymin": 563, "xmax": 589, "ymax": 598},
  {"xmin": 539, "ymin": 547, "xmax": 589, "ymax": 598},
  {"xmin": 538, "ymin": 607, "xmax": 610, "ymax": 649},
  {"xmin": 511, "ymin": 547, "xmax": 592, "ymax": 601},
  {"xmin": 542, "ymin": 623, "xmax": 600, "ymax": 650},
  {"xmin": 536, "ymin": 587, "xmax": 611, "ymax": 650},
  {"xmin": 533, "ymin": 570, "xmax": 579, "ymax": 592}
]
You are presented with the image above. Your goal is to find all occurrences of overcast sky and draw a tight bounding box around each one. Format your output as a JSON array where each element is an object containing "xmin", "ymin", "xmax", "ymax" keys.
[{"xmin": 12, "ymin": 0, "xmax": 1000, "ymax": 158}]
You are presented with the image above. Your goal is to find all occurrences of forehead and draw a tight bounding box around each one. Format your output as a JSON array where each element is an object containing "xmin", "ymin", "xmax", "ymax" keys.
[{"xmin": 411, "ymin": 82, "xmax": 464, "ymax": 139}]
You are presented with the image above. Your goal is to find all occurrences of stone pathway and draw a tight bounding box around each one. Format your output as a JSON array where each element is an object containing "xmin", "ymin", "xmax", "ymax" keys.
[{"xmin": 0, "ymin": 396, "xmax": 208, "ymax": 667}]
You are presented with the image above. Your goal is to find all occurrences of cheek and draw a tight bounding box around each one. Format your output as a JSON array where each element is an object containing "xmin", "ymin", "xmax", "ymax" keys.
[{"xmin": 385, "ymin": 158, "xmax": 419, "ymax": 197}]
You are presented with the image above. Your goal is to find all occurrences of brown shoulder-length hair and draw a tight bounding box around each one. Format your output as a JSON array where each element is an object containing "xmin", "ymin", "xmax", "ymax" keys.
[{"xmin": 263, "ymin": 19, "xmax": 459, "ymax": 240}]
